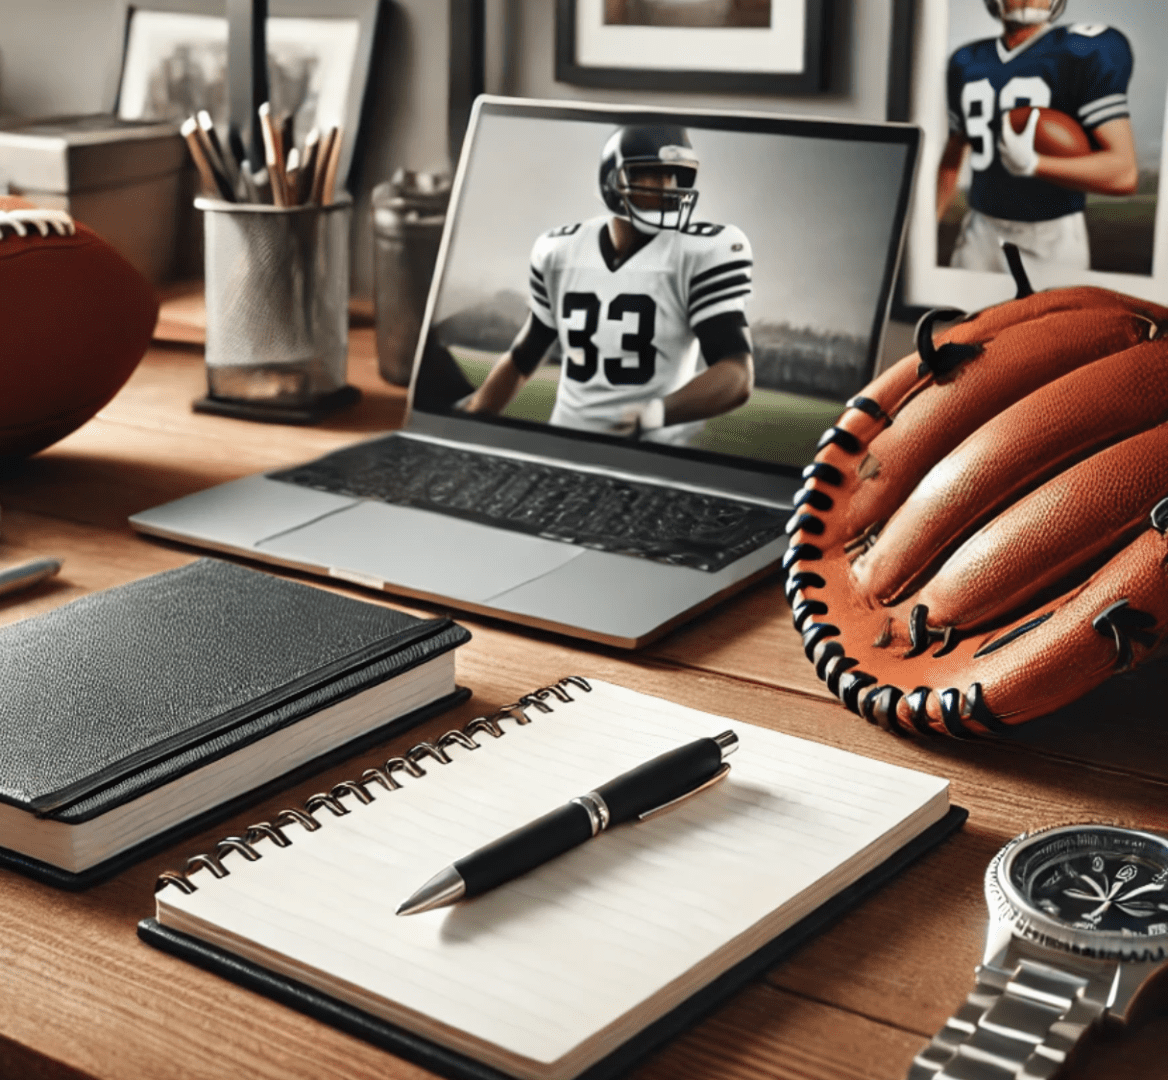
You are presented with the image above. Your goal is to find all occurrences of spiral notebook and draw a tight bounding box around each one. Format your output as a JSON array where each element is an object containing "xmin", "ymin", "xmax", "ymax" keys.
[{"xmin": 139, "ymin": 678, "xmax": 963, "ymax": 1080}]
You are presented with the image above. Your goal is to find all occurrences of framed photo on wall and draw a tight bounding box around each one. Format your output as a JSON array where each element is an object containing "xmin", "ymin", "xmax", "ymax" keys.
[
  {"xmin": 900, "ymin": 0, "xmax": 1168, "ymax": 311},
  {"xmin": 555, "ymin": 0, "xmax": 830, "ymax": 94}
]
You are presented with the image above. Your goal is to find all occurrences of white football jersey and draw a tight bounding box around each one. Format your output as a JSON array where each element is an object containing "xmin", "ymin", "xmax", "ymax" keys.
[{"xmin": 528, "ymin": 215, "xmax": 753, "ymax": 443}]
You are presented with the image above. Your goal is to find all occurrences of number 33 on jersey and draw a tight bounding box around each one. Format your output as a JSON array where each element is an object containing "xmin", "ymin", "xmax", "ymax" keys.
[
  {"xmin": 946, "ymin": 22, "xmax": 1132, "ymax": 221},
  {"xmin": 528, "ymin": 216, "xmax": 753, "ymax": 434}
]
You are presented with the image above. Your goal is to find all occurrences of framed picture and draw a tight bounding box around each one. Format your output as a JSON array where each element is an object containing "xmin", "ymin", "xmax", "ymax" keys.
[
  {"xmin": 555, "ymin": 0, "xmax": 830, "ymax": 94},
  {"xmin": 113, "ymin": 0, "xmax": 383, "ymax": 188},
  {"xmin": 899, "ymin": 0, "xmax": 1168, "ymax": 312}
]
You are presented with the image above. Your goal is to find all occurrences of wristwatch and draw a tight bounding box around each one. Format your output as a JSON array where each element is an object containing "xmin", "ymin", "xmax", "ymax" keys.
[{"xmin": 908, "ymin": 823, "xmax": 1168, "ymax": 1079}]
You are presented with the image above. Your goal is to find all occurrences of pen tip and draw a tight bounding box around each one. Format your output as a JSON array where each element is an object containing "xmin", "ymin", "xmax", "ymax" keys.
[{"xmin": 395, "ymin": 866, "xmax": 466, "ymax": 916}]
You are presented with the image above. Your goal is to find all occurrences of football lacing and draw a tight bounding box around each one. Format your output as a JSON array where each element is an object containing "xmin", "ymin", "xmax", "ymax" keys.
[{"xmin": 0, "ymin": 208, "xmax": 76, "ymax": 240}]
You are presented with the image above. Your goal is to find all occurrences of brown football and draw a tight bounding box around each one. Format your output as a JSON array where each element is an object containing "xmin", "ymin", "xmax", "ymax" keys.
[
  {"xmin": 0, "ymin": 195, "xmax": 158, "ymax": 459},
  {"xmin": 1007, "ymin": 106, "xmax": 1092, "ymax": 157}
]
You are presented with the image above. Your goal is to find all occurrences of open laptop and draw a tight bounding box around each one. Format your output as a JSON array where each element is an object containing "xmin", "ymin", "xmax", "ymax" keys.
[{"xmin": 131, "ymin": 97, "xmax": 919, "ymax": 647}]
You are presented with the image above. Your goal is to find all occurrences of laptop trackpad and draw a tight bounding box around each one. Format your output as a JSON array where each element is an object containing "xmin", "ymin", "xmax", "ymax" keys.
[{"xmin": 255, "ymin": 501, "xmax": 583, "ymax": 603}]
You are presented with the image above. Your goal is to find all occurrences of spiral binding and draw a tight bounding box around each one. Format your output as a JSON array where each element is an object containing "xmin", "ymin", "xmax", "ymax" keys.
[{"xmin": 154, "ymin": 676, "xmax": 593, "ymax": 895}]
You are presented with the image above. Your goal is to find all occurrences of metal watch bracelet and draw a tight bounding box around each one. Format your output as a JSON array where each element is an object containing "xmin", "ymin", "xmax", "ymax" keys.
[{"xmin": 907, "ymin": 956, "xmax": 1110, "ymax": 1079}]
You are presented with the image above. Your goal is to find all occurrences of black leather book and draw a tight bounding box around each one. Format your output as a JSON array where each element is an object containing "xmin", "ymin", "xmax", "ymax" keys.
[
  {"xmin": 0, "ymin": 559, "xmax": 470, "ymax": 888},
  {"xmin": 139, "ymin": 677, "xmax": 965, "ymax": 1080}
]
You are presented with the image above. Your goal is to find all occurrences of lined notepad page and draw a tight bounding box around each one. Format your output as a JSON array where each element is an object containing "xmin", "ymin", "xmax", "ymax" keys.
[{"xmin": 159, "ymin": 680, "xmax": 948, "ymax": 1079}]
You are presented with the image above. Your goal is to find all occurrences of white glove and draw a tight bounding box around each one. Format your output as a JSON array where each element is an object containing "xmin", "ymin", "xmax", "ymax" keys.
[
  {"xmin": 613, "ymin": 398, "xmax": 666, "ymax": 438},
  {"xmin": 999, "ymin": 107, "xmax": 1040, "ymax": 178}
]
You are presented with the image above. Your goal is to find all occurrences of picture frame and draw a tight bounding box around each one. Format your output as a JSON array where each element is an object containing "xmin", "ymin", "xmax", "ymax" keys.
[
  {"xmin": 112, "ymin": 0, "xmax": 384, "ymax": 189},
  {"xmin": 896, "ymin": 0, "xmax": 1168, "ymax": 313},
  {"xmin": 554, "ymin": 0, "xmax": 830, "ymax": 95}
]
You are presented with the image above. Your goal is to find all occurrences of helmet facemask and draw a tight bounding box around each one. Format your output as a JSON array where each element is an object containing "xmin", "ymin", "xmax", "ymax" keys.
[{"xmin": 615, "ymin": 164, "xmax": 699, "ymax": 234}]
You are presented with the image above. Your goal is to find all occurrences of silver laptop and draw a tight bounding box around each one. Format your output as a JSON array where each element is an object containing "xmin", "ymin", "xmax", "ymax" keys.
[{"xmin": 132, "ymin": 97, "xmax": 919, "ymax": 647}]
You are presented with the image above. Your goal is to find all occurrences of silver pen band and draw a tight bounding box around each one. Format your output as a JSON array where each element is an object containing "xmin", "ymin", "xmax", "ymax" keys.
[
  {"xmin": 570, "ymin": 792, "xmax": 611, "ymax": 836},
  {"xmin": 907, "ymin": 958, "xmax": 1109, "ymax": 1080}
]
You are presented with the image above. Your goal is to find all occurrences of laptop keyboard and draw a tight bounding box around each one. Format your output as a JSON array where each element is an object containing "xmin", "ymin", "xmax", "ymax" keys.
[{"xmin": 270, "ymin": 436, "xmax": 788, "ymax": 573}]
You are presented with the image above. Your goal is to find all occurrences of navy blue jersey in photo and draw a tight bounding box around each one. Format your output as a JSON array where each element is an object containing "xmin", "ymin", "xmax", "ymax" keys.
[{"xmin": 947, "ymin": 23, "xmax": 1133, "ymax": 221}]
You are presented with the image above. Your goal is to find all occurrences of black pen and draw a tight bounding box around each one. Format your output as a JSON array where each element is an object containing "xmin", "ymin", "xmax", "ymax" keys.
[{"xmin": 396, "ymin": 730, "xmax": 738, "ymax": 915}]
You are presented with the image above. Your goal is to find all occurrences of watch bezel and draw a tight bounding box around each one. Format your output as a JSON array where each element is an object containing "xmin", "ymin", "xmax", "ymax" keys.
[{"xmin": 987, "ymin": 823, "xmax": 1168, "ymax": 961}]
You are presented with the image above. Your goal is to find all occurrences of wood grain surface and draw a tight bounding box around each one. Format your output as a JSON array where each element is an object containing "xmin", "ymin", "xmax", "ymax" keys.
[{"xmin": 0, "ymin": 333, "xmax": 1165, "ymax": 1080}]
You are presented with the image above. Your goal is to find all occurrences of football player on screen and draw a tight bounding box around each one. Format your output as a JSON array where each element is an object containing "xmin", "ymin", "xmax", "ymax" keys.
[
  {"xmin": 465, "ymin": 125, "xmax": 754, "ymax": 445},
  {"xmin": 937, "ymin": 0, "xmax": 1138, "ymax": 273}
]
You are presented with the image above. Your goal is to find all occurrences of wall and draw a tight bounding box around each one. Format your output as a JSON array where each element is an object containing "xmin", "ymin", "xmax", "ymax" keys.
[{"xmin": 0, "ymin": 0, "xmax": 125, "ymax": 117}]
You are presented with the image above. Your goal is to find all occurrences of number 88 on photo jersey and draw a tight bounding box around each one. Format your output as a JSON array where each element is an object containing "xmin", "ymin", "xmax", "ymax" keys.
[
  {"xmin": 529, "ymin": 216, "xmax": 753, "ymax": 442},
  {"xmin": 947, "ymin": 23, "xmax": 1132, "ymax": 222}
]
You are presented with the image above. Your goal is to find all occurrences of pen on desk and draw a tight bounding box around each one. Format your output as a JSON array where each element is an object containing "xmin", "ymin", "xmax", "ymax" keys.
[
  {"xmin": 396, "ymin": 729, "xmax": 738, "ymax": 916},
  {"xmin": 0, "ymin": 557, "xmax": 62, "ymax": 599}
]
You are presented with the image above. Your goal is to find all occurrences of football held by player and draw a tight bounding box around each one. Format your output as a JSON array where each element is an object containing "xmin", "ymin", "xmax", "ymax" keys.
[
  {"xmin": 937, "ymin": 0, "xmax": 1138, "ymax": 273},
  {"xmin": 465, "ymin": 125, "xmax": 754, "ymax": 444}
]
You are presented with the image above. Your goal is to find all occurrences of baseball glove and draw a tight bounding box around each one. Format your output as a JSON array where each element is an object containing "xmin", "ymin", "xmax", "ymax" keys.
[{"xmin": 784, "ymin": 277, "xmax": 1168, "ymax": 737}]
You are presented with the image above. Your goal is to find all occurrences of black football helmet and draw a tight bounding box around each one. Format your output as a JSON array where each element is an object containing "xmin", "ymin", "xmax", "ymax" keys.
[
  {"xmin": 598, "ymin": 125, "xmax": 699, "ymax": 233},
  {"xmin": 983, "ymin": 0, "xmax": 1066, "ymax": 24}
]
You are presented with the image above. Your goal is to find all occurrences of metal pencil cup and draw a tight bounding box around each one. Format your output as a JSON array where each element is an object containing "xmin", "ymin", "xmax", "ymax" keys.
[{"xmin": 196, "ymin": 195, "xmax": 354, "ymax": 420}]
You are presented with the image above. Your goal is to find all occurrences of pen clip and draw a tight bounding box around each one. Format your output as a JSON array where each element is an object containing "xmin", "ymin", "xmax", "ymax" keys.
[{"xmin": 636, "ymin": 763, "xmax": 730, "ymax": 823}]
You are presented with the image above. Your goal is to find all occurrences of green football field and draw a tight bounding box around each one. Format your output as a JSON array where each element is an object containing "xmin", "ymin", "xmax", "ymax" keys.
[{"xmin": 451, "ymin": 347, "xmax": 844, "ymax": 466}]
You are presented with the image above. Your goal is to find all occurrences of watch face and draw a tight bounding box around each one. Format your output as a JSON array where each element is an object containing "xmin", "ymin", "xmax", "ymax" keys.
[{"xmin": 1000, "ymin": 826, "xmax": 1168, "ymax": 947}]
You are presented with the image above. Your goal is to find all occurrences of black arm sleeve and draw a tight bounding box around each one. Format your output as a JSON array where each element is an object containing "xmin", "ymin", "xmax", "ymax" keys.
[
  {"xmin": 694, "ymin": 311, "xmax": 752, "ymax": 365},
  {"xmin": 510, "ymin": 314, "xmax": 559, "ymax": 377}
]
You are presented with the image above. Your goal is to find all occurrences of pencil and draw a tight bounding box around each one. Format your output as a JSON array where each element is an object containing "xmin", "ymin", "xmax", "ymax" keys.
[
  {"xmin": 192, "ymin": 116, "xmax": 235, "ymax": 201},
  {"xmin": 309, "ymin": 126, "xmax": 336, "ymax": 205},
  {"xmin": 197, "ymin": 110, "xmax": 239, "ymax": 191},
  {"xmin": 321, "ymin": 125, "xmax": 342, "ymax": 205},
  {"xmin": 257, "ymin": 102, "xmax": 290, "ymax": 207},
  {"xmin": 280, "ymin": 111, "xmax": 294, "ymax": 160},
  {"xmin": 181, "ymin": 116, "xmax": 223, "ymax": 199},
  {"xmin": 296, "ymin": 127, "xmax": 320, "ymax": 206},
  {"xmin": 285, "ymin": 146, "xmax": 300, "ymax": 204}
]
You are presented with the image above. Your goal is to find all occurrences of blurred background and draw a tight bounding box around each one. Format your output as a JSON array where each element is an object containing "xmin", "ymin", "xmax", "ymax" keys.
[{"xmin": 0, "ymin": 0, "xmax": 909, "ymax": 307}]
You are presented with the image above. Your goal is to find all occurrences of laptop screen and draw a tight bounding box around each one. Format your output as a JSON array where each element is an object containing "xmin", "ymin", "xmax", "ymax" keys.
[{"xmin": 408, "ymin": 98, "xmax": 919, "ymax": 497}]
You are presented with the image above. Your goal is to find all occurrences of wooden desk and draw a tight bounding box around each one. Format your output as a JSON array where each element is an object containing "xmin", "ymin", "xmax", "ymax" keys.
[{"xmin": 1, "ymin": 331, "xmax": 1166, "ymax": 1080}]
